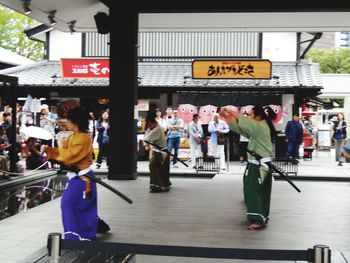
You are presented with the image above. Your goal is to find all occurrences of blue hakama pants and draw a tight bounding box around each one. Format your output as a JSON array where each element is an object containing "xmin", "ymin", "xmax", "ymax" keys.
[{"xmin": 61, "ymin": 170, "xmax": 98, "ymax": 240}]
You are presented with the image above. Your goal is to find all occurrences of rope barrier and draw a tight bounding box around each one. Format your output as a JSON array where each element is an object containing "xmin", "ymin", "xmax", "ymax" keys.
[
  {"xmin": 61, "ymin": 240, "xmax": 311, "ymax": 261},
  {"xmin": 0, "ymin": 161, "xmax": 53, "ymax": 176},
  {"xmin": 46, "ymin": 233, "xmax": 332, "ymax": 262}
]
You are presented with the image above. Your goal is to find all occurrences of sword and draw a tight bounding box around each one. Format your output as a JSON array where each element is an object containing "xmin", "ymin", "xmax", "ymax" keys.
[
  {"xmin": 49, "ymin": 160, "xmax": 133, "ymax": 204},
  {"xmin": 246, "ymin": 149, "xmax": 301, "ymax": 193},
  {"xmin": 83, "ymin": 174, "xmax": 133, "ymax": 204},
  {"xmin": 144, "ymin": 140, "xmax": 189, "ymax": 167}
]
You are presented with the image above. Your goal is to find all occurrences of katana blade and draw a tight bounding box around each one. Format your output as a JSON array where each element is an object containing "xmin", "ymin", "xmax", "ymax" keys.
[
  {"xmin": 267, "ymin": 163, "xmax": 301, "ymax": 193},
  {"xmin": 246, "ymin": 149, "xmax": 301, "ymax": 193},
  {"xmin": 84, "ymin": 174, "xmax": 133, "ymax": 204},
  {"xmin": 144, "ymin": 140, "xmax": 189, "ymax": 167}
]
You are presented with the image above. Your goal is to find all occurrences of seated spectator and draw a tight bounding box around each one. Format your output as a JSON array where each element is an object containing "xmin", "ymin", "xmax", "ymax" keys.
[
  {"xmin": 0, "ymin": 126, "xmax": 11, "ymax": 158},
  {"xmin": 340, "ymin": 140, "xmax": 350, "ymax": 161},
  {"xmin": 0, "ymin": 155, "xmax": 9, "ymax": 179},
  {"xmin": 1, "ymin": 112, "xmax": 12, "ymax": 136},
  {"xmin": 341, "ymin": 148, "xmax": 350, "ymax": 161},
  {"xmin": 23, "ymin": 137, "xmax": 47, "ymax": 170},
  {"xmin": 0, "ymin": 111, "xmax": 4, "ymax": 125},
  {"xmin": 0, "ymin": 126, "xmax": 11, "ymax": 177}
]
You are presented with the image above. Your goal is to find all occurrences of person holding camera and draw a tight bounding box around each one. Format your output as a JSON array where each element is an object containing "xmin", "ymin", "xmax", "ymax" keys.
[
  {"xmin": 39, "ymin": 104, "xmax": 57, "ymax": 145},
  {"xmin": 208, "ymin": 113, "xmax": 229, "ymax": 170},
  {"xmin": 23, "ymin": 137, "xmax": 47, "ymax": 170}
]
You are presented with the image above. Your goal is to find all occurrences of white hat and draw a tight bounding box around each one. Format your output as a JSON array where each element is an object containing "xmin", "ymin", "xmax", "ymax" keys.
[{"xmin": 40, "ymin": 104, "xmax": 49, "ymax": 110}]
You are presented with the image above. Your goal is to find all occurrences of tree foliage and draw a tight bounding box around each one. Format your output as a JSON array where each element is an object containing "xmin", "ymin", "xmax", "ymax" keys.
[
  {"xmin": 306, "ymin": 48, "xmax": 350, "ymax": 74},
  {"xmin": 0, "ymin": 5, "xmax": 44, "ymax": 61}
]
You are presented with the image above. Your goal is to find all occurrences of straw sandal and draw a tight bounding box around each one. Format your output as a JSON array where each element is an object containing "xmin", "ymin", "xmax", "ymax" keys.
[{"xmin": 247, "ymin": 222, "xmax": 266, "ymax": 230}]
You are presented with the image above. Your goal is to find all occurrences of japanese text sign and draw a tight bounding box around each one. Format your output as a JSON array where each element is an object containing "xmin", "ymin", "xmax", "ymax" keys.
[
  {"xmin": 192, "ymin": 60, "xmax": 271, "ymax": 79},
  {"xmin": 61, "ymin": 58, "xmax": 110, "ymax": 78},
  {"xmin": 137, "ymin": 100, "xmax": 149, "ymax": 111}
]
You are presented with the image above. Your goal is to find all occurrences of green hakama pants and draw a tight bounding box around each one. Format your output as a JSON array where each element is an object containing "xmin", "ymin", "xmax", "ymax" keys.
[{"xmin": 243, "ymin": 162, "xmax": 272, "ymax": 224}]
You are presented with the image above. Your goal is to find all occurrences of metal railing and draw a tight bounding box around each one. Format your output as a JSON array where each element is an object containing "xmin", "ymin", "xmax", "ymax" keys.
[{"xmin": 47, "ymin": 233, "xmax": 331, "ymax": 263}]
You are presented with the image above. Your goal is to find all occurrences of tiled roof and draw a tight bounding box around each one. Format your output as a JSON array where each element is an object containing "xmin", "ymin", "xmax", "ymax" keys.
[
  {"xmin": 0, "ymin": 61, "xmax": 109, "ymax": 87},
  {"xmin": 0, "ymin": 59, "xmax": 323, "ymax": 90},
  {"xmin": 138, "ymin": 60, "xmax": 323, "ymax": 89}
]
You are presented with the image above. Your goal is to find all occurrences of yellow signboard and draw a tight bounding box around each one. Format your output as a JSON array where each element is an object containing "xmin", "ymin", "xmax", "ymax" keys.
[{"xmin": 192, "ymin": 60, "xmax": 272, "ymax": 79}]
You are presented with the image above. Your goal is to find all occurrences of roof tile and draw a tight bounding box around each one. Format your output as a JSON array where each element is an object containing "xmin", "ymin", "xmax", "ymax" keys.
[{"xmin": 0, "ymin": 60, "xmax": 323, "ymax": 89}]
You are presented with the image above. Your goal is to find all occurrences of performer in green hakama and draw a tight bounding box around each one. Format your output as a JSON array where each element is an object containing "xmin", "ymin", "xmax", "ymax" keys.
[{"xmin": 219, "ymin": 106, "xmax": 277, "ymax": 230}]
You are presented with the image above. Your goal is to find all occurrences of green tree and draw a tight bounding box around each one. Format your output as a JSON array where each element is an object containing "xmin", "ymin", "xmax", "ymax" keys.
[
  {"xmin": 0, "ymin": 5, "xmax": 44, "ymax": 61},
  {"xmin": 306, "ymin": 48, "xmax": 350, "ymax": 74}
]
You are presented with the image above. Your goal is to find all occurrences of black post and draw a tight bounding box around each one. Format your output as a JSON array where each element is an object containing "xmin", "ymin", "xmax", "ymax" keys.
[
  {"xmin": 108, "ymin": 4, "xmax": 138, "ymax": 180},
  {"xmin": 293, "ymin": 88, "xmax": 302, "ymax": 115}
]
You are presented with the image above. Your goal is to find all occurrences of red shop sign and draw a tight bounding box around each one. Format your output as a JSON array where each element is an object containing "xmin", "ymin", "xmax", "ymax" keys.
[{"xmin": 61, "ymin": 58, "xmax": 110, "ymax": 78}]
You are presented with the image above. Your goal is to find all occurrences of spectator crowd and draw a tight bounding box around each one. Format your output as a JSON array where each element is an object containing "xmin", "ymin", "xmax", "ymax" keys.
[{"xmin": 0, "ymin": 101, "xmax": 110, "ymax": 180}]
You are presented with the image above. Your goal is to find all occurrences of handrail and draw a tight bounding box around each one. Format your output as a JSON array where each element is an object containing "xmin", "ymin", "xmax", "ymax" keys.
[{"xmin": 47, "ymin": 233, "xmax": 331, "ymax": 262}]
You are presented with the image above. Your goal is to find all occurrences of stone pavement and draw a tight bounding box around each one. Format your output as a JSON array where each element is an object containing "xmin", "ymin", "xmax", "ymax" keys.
[{"xmin": 0, "ymin": 148, "xmax": 349, "ymax": 262}]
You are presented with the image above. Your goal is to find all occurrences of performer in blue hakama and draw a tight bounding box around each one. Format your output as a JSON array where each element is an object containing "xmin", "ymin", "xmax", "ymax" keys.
[{"xmin": 45, "ymin": 107, "xmax": 109, "ymax": 240}]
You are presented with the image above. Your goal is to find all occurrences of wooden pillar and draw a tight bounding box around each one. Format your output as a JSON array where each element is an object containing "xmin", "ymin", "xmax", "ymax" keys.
[{"xmin": 108, "ymin": 4, "xmax": 138, "ymax": 180}]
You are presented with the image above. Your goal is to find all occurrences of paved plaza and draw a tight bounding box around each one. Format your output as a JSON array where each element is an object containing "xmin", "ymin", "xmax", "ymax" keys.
[{"xmin": 0, "ymin": 149, "xmax": 349, "ymax": 262}]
